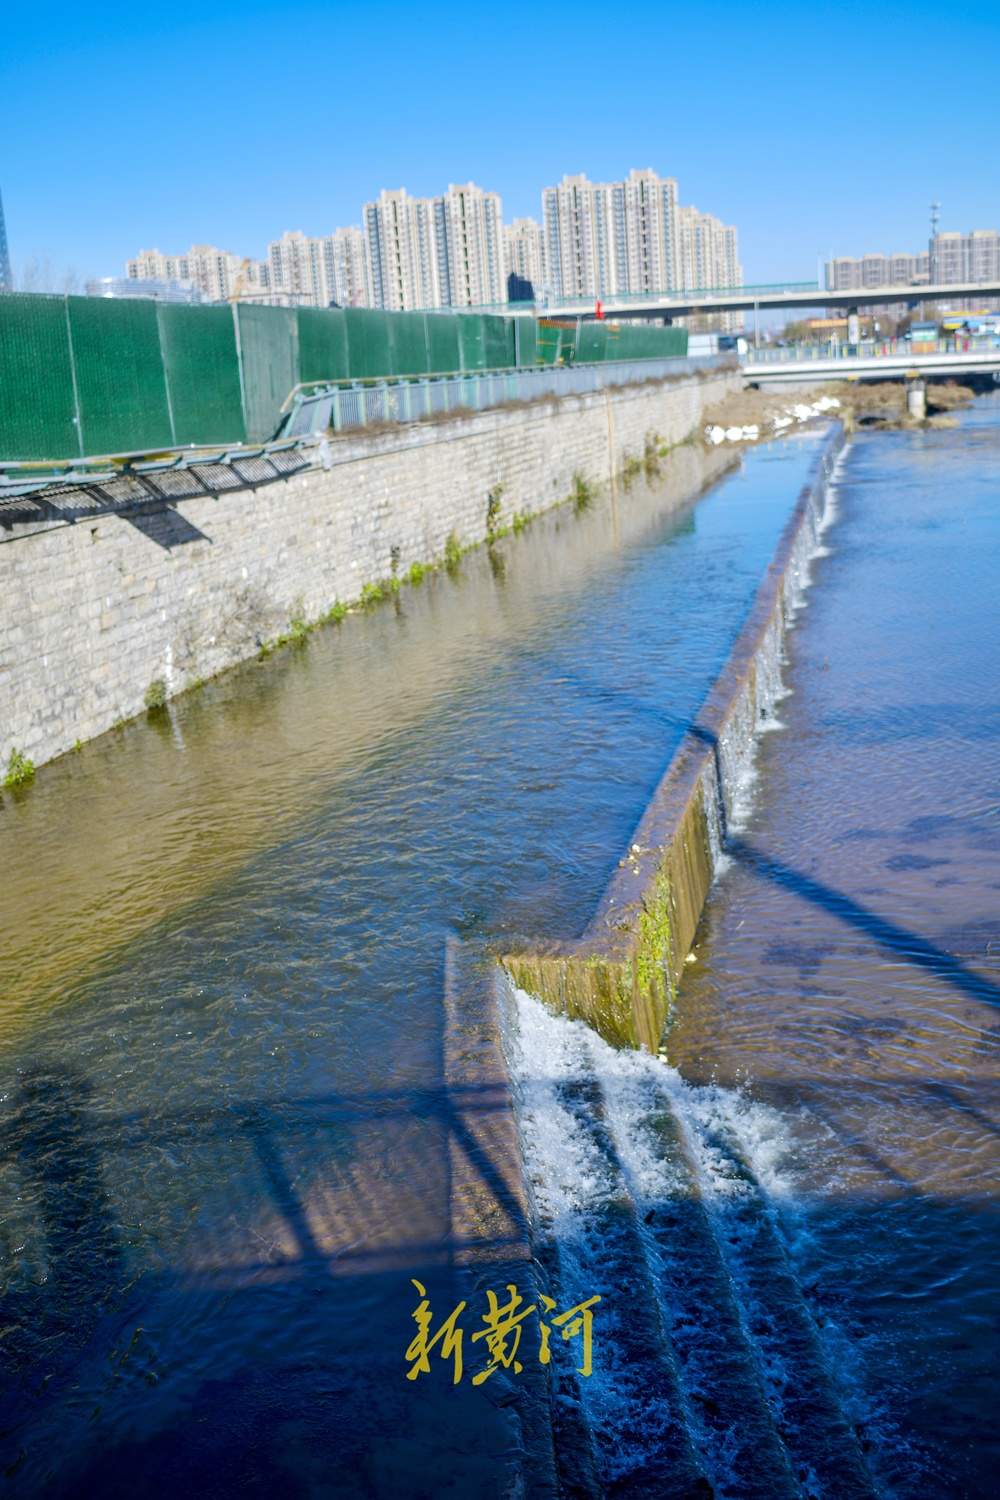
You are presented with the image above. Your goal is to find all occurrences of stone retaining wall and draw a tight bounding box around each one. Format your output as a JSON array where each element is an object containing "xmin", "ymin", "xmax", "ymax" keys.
[{"xmin": 0, "ymin": 367, "xmax": 738, "ymax": 773}]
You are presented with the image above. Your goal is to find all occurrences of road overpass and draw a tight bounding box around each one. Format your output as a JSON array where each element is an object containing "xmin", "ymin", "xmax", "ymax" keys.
[
  {"xmin": 518, "ymin": 280, "xmax": 1000, "ymax": 322},
  {"xmin": 743, "ymin": 338, "xmax": 1000, "ymax": 384}
]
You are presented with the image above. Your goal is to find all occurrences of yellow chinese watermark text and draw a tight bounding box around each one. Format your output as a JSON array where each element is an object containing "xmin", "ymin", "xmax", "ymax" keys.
[{"xmin": 406, "ymin": 1280, "xmax": 600, "ymax": 1387}]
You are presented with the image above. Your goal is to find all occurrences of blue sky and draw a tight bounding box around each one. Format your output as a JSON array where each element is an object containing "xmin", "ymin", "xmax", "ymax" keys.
[{"xmin": 4, "ymin": 0, "xmax": 999, "ymax": 286}]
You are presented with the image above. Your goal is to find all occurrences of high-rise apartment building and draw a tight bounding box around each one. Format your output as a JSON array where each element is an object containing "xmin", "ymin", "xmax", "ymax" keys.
[
  {"xmin": 0, "ymin": 186, "xmax": 11, "ymax": 292},
  {"xmin": 325, "ymin": 226, "xmax": 371, "ymax": 307},
  {"xmin": 126, "ymin": 246, "xmax": 269, "ymax": 302},
  {"xmin": 541, "ymin": 170, "xmax": 734, "ymax": 301},
  {"xmin": 929, "ymin": 229, "xmax": 1000, "ymax": 284},
  {"xmin": 364, "ymin": 189, "xmax": 443, "ymax": 310},
  {"xmin": 542, "ymin": 174, "xmax": 618, "ymax": 299},
  {"xmin": 503, "ymin": 217, "xmax": 544, "ymax": 298},
  {"xmin": 827, "ymin": 232, "xmax": 1000, "ymax": 293},
  {"xmin": 964, "ymin": 229, "xmax": 1000, "ymax": 282},
  {"xmin": 268, "ymin": 231, "xmax": 327, "ymax": 306},
  {"xmin": 364, "ymin": 184, "xmax": 503, "ymax": 310},
  {"xmin": 620, "ymin": 169, "xmax": 679, "ymax": 293},
  {"xmin": 825, "ymin": 253, "xmax": 930, "ymax": 290},
  {"xmin": 675, "ymin": 205, "xmax": 741, "ymax": 293},
  {"xmin": 930, "ymin": 232, "xmax": 964, "ymax": 284},
  {"xmin": 825, "ymin": 256, "xmax": 862, "ymax": 290},
  {"xmin": 437, "ymin": 183, "xmax": 504, "ymax": 306},
  {"xmin": 266, "ymin": 227, "xmax": 372, "ymax": 307}
]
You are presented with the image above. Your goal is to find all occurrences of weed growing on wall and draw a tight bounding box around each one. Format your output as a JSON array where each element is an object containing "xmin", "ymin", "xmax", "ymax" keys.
[
  {"xmin": 622, "ymin": 453, "xmax": 643, "ymax": 489},
  {"xmin": 571, "ymin": 473, "xmax": 594, "ymax": 513},
  {"xmin": 486, "ymin": 483, "xmax": 505, "ymax": 539},
  {"xmin": 144, "ymin": 679, "xmax": 168, "ymax": 712},
  {"xmin": 444, "ymin": 532, "xmax": 462, "ymax": 571},
  {"xmin": 4, "ymin": 748, "xmax": 35, "ymax": 787}
]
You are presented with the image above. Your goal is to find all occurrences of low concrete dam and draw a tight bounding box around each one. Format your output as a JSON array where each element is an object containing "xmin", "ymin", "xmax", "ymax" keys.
[
  {"xmin": 504, "ymin": 427, "xmax": 845, "ymax": 1049},
  {"xmin": 0, "ymin": 401, "xmax": 996, "ymax": 1497}
]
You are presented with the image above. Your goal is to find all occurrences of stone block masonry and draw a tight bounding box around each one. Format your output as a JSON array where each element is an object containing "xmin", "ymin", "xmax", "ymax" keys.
[{"xmin": 0, "ymin": 367, "xmax": 739, "ymax": 775}]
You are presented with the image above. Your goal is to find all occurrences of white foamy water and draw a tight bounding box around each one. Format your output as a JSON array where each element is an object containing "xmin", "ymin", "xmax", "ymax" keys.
[
  {"xmin": 503, "ymin": 984, "xmax": 819, "ymax": 1495},
  {"xmin": 503, "ymin": 956, "xmax": 890, "ymax": 1497},
  {"xmin": 705, "ymin": 437, "xmax": 850, "ymax": 853}
]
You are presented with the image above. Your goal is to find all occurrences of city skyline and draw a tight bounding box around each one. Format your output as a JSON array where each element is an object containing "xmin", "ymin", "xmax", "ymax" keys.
[
  {"xmin": 4, "ymin": 0, "xmax": 998, "ymax": 291},
  {"xmin": 122, "ymin": 167, "xmax": 741, "ymax": 309}
]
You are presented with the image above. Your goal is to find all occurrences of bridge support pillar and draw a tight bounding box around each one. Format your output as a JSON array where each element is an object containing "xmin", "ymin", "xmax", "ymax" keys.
[{"xmin": 906, "ymin": 379, "xmax": 927, "ymax": 420}]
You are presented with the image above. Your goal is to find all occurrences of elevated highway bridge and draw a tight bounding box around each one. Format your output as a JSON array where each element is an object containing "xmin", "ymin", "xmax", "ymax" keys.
[{"xmin": 509, "ymin": 279, "xmax": 1000, "ymax": 322}]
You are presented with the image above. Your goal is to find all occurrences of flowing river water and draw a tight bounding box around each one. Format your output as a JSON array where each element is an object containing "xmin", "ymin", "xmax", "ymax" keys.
[{"xmin": 0, "ymin": 403, "xmax": 996, "ymax": 1496}]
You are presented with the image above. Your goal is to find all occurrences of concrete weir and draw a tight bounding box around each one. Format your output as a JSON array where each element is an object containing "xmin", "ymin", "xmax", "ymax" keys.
[{"xmin": 503, "ymin": 424, "xmax": 847, "ymax": 1051}]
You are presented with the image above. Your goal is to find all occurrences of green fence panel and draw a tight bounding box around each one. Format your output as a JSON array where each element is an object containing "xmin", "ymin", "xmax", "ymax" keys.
[
  {"xmin": 514, "ymin": 319, "xmax": 537, "ymax": 367},
  {"xmin": 236, "ymin": 304, "xmax": 299, "ymax": 441},
  {"xmin": 391, "ymin": 311, "xmax": 430, "ymax": 376},
  {"xmin": 456, "ymin": 314, "xmax": 486, "ymax": 371},
  {"xmin": 297, "ymin": 307, "xmax": 350, "ymax": 384},
  {"xmin": 577, "ymin": 322, "xmax": 609, "ymax": 363},
  {"xmin": 559, "ymin": 324, "xmax": 579, "ymax": 363},
  {"xmin": 0, "ymin": 294, "xmax": 694, "ymax": 465},
  {"xmin": 482, "ymin": 314, "xmax": 513, "ymax": 370},
  {"xmin": 67, "ymin": 295, "xmax": 172, "ymax": 455},
  {"xmin": 424, "ymin": 313, "xmax": 460, "ymax": 374},
  {"xmin": 612, "ymin": 323, "xmax": 636, "ymax": 360},
  {"xmin": 0, "ymin": 294, "xmax": 79, "ymax": 460},
  {"xmin": 535, "ymin": 321, "xmax": 564, "ymax": 365},
  {"xmin": 158, "ymin": 303, "xmax": 245, "ymax": 447},
  {"xmin": 343, "ymin": 308, "xmax": 392, "ymax": 380}
]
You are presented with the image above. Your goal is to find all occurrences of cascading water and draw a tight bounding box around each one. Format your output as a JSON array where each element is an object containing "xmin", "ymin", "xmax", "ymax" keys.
[
  {"xmin": 504, "ymin": 983, "xmax": 878, "ymax": 1500},
  {"xmin": 700, "ymin": 437, "xmax": 846, "ymax": 866},
  {"xmin": 501, "ymin": 432, "xmax": 890, "ymax": 1497}
]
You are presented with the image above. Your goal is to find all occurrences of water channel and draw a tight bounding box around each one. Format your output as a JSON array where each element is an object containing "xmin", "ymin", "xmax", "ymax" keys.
[{"xmin": 0, "ymin": 403, "xmax": 996, "ymax": 1496}]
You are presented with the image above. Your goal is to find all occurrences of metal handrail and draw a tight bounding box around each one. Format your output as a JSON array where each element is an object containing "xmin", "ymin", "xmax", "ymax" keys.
[
  {"xmin": 411, "ymin": 282, "xmax": 820, "ymax": 316},
  {"xmin": 746, "ymin": 335, "xmax": 1000, "ymax": 365},
  {"xmin": 278, "ymin": 354, "xmax": 724, "ymax": 439},
  {"xmin": 278, "ymin": 352, "xmax": 695, "ymax": 414}
]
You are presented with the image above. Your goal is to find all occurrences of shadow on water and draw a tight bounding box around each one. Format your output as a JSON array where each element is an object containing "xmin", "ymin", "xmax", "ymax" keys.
[
  {"xmin": 0, "ymin": 1055, "xmax": 539, "ymax": 1496},
  {"xmin": 0, "ymin": 1054, "xmax": 996, "ymax": 1497},
  {"xmin": 695, "ymin": 720, "xmax": 1000, "ymax": 1010},
  {"xmin": 0, "ymin": 1064, "xmax": 122, "ymax": 1322}
]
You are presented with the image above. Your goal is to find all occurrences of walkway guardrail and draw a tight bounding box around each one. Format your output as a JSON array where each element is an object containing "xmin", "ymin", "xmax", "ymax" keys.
[
  {"xmin": 746, "ymin": 335, "xmax": 1000, "ymax": 365},
  {"xmin": 1, "ymin": 355, "xmax": 725, "ymax": 505},
  {"xmin": 278, "ymin": 354, "xmax": 724, "ymax": 438}
]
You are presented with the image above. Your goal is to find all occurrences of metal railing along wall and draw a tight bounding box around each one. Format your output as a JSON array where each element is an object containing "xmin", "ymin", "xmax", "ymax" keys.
[{"xmin": 279, "ymin": 355, "xmax": 724, "ymax": 438}]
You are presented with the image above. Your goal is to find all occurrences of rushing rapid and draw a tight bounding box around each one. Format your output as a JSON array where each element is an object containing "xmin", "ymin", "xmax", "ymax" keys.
[{"xmin": 507, "ymin": 985, "xmax": 880, "ymax": 1498}]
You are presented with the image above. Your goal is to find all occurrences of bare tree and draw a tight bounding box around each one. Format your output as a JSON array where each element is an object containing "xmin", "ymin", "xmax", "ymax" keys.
[{"xmin": 14, "ymin": 257, "xmax": 85, "ymax": 294}]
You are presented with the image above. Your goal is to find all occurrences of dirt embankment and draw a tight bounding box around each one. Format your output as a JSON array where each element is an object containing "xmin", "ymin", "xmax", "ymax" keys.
[{"xmin": 703, "ymin": 380, "xmax": 976, "ymax": 445}]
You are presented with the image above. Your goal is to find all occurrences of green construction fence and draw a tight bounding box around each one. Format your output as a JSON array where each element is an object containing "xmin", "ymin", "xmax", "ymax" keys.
[{"xmin": 0, "ymin": 294, "xmax": 689, "ymax": 462}]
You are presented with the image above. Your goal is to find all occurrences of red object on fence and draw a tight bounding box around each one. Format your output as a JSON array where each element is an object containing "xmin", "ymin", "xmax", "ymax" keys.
[{"xmin": 595, "ymin": 299, "xmax": 605, "ymax": 320}]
